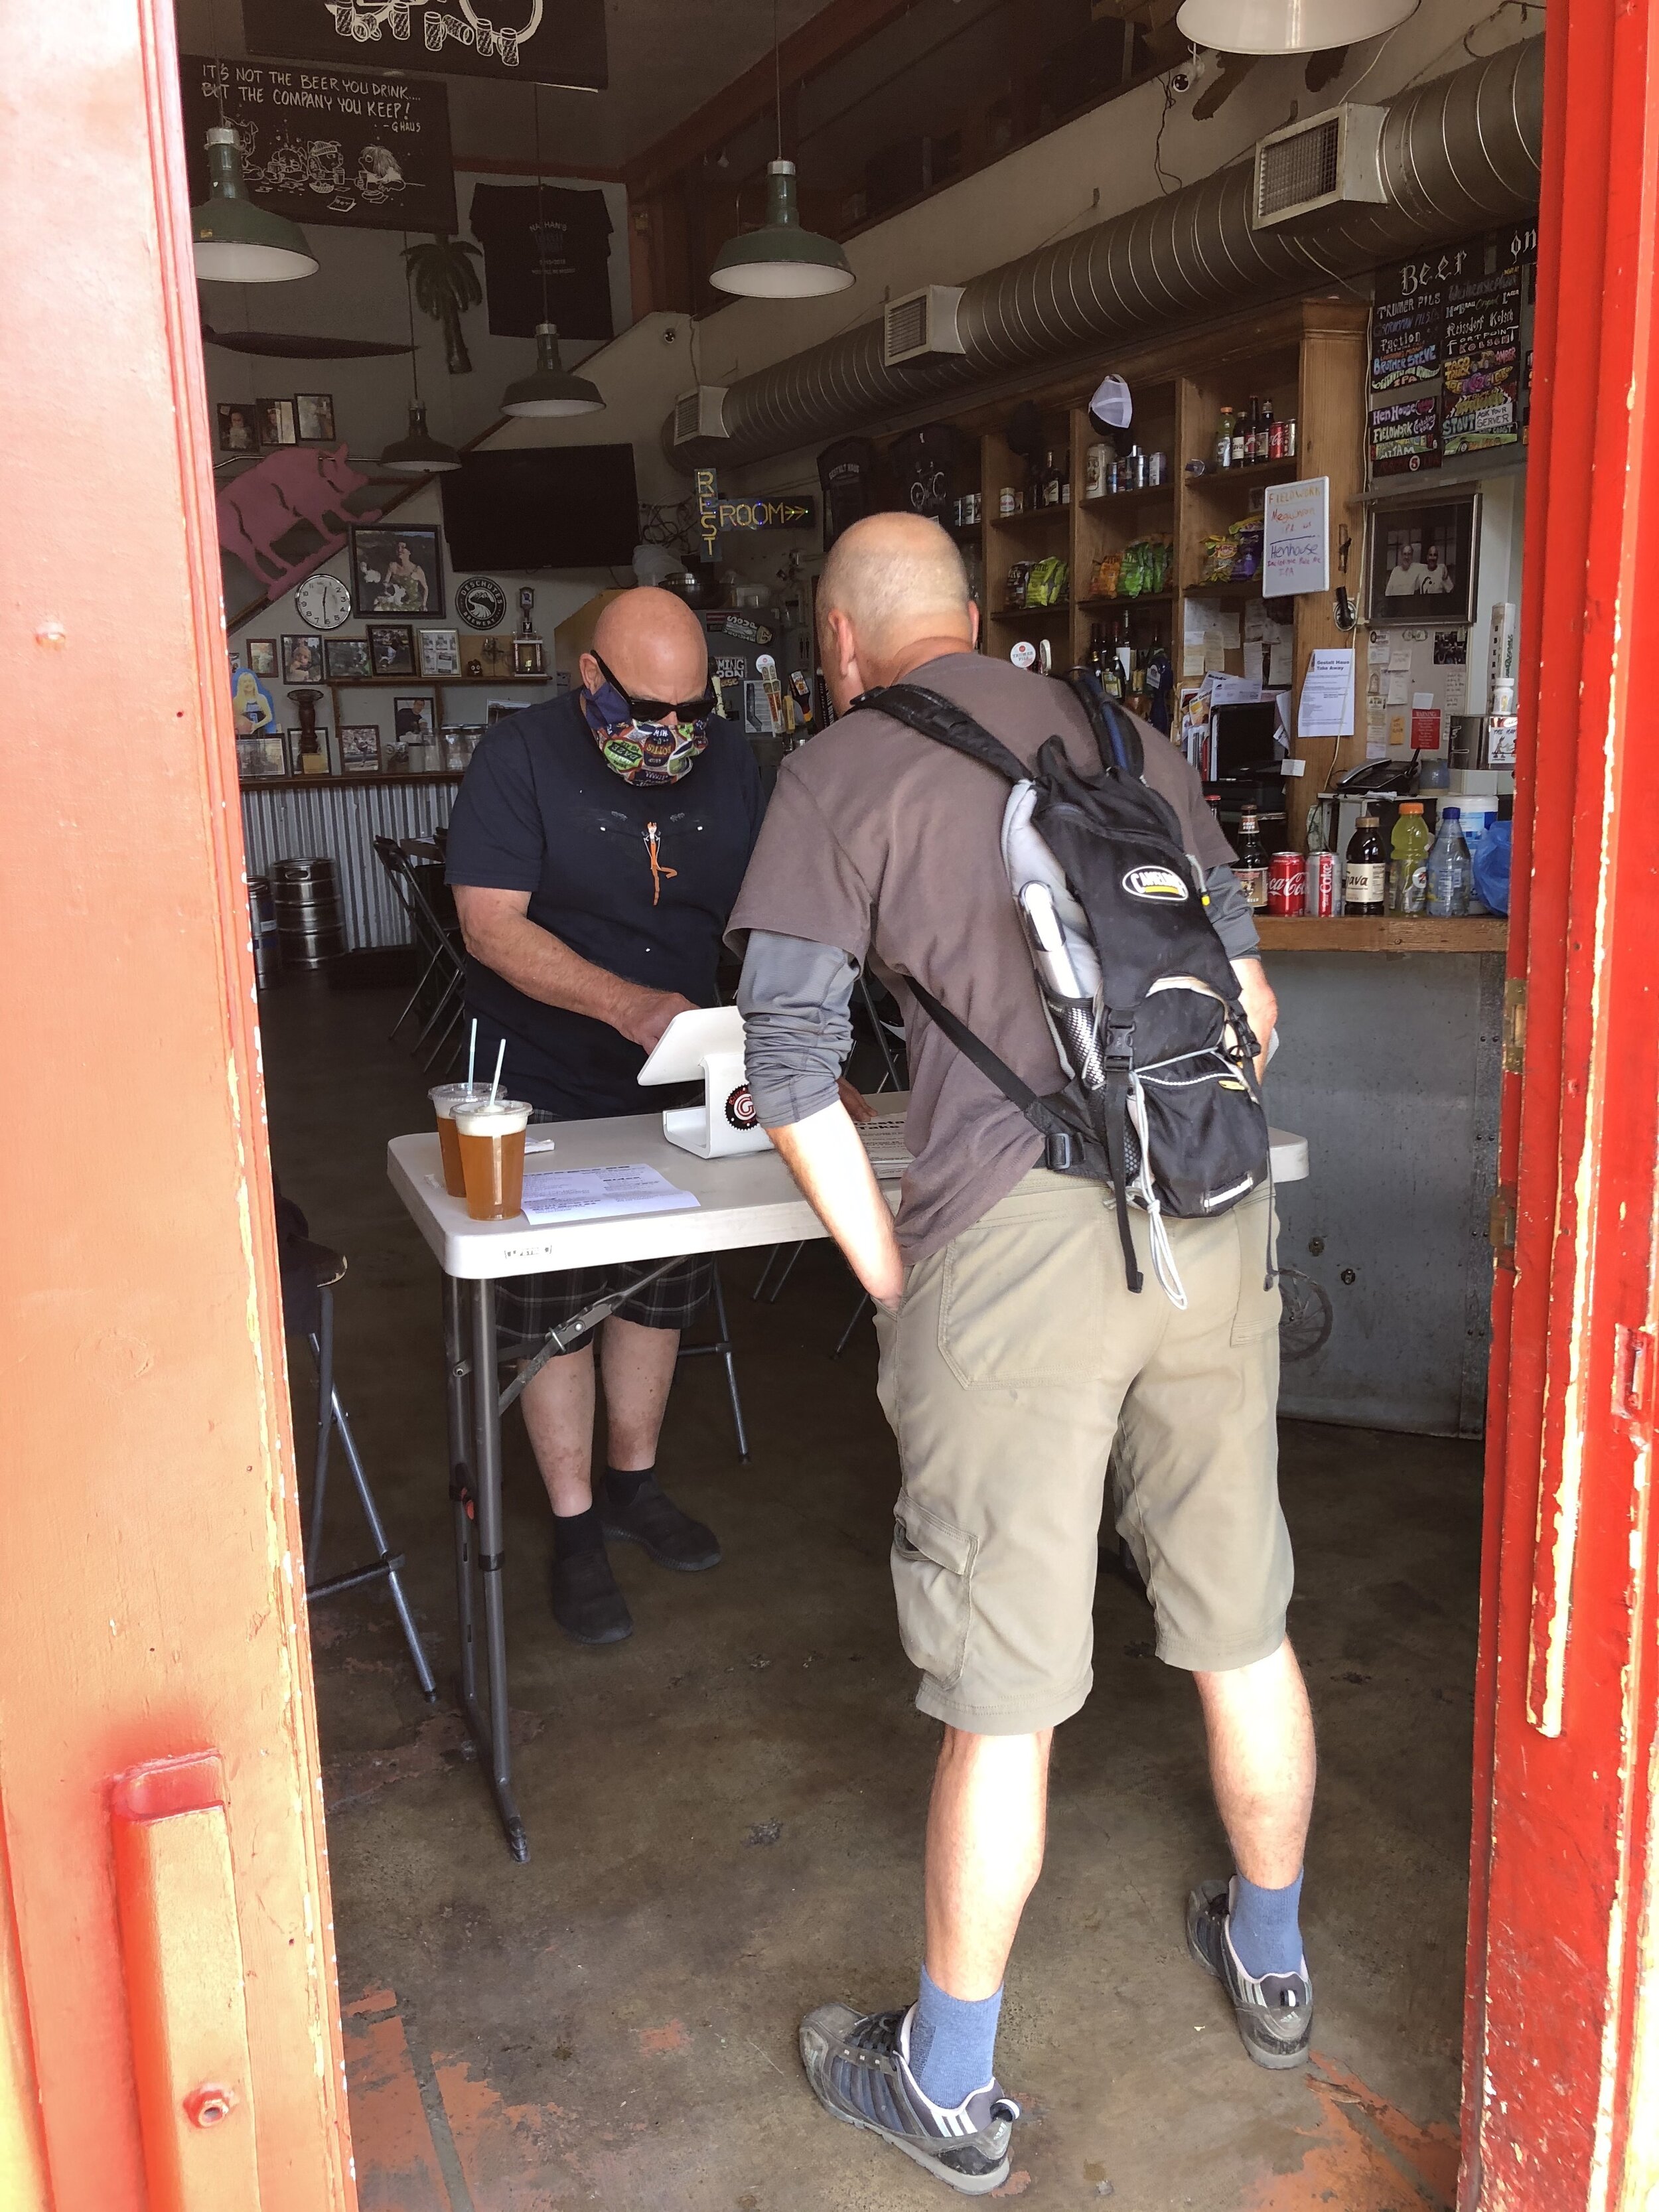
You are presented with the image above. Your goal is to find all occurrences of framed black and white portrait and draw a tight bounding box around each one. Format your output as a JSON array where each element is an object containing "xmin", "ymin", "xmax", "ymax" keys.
[{"xmin": 1365, "ymin": 492, "xmax": 1481, "ymax": 628}]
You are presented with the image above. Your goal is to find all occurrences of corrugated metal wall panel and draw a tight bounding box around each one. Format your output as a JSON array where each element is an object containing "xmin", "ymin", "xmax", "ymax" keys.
[{"xmin": 240, "ymin": 778, "xmax": 460, "ymax": 948}]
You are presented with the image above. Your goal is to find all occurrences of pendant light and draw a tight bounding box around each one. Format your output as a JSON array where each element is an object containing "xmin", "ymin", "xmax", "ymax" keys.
[
  {"xmin": 499, "ymin": 86, "xmax": 605, "ymax": 419},
  {"xmin": 1175, "ymin": 0, "xmax": 1417, "ymax": 54},
  {"xmin": 382, "ymin": 241, "xmax": 461, "ymax": 473},
  {"xmin": 192, "ymin": 123, "xmax": 319, "ymax": 283},
  {"xmin": 709, "ymin": 8, "xmax": 852, "ymax": 299}
]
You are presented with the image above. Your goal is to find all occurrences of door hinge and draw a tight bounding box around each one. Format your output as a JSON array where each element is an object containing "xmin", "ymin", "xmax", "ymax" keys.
[
  {"xmin": 1502, "ymin": 976, "xmax": 1528, "ymax": 1076},
  {"xmin": 1489, "ymin": 1183, "xmax": 1517, "ymax": 1264},
  {"xmin": 1615, "ymin": 1325, "xmax": 1656, "ymax": 1438}
]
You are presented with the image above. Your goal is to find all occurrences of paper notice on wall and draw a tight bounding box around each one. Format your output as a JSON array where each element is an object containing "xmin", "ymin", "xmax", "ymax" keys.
[
  {"xmin": 1267, "ymin": 639, "xmax": 1295, "ymax": 688},
  {"xmin": 1262, "ymin": 477, "xmax": 1331, "ymax": 596},
  {"xmin": 1388, "ymin": 641, "xmax": 1414, "ymax": 672},
  {"xmin": 1182, "ymin": 644, "xmax": 1207, "ymax": 679},
  {"xmin": 1385, "ymin": 670, "xmax": 1410, "ymax": 706},
  {"xmin": 1210, "ymin": 611, "xmax": 1243, "ymax": 651},
  {"xmin": 1368, "ymin": 632, "xmax": 1392, "ymax": 664},
  {"xmin": 1366, "ymin": 708, "xmax": 1390, "ymax": 762},
  {"xmin": 1297, "ymin": 647, "xmax": 1355, "ymax": 738}
]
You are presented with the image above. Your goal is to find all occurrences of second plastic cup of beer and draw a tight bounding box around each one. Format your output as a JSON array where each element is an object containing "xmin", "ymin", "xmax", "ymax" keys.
[
  {"xmin": 430, "ymin": 1083, "xmax": 494, "ymax": 1197},
  {"xmin": 455, "ymin": 1097, "xmax": 533, "ymax": 1221}
]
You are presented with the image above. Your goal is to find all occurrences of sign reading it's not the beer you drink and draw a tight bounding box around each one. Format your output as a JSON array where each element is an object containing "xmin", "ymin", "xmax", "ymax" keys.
[
  {"xmin": 240, "ymin": 0, "xmax": 609, "ymax": 88},
  {"xmin": 182, "ymin": 54, "xmax": 457, "ymax": 233}
]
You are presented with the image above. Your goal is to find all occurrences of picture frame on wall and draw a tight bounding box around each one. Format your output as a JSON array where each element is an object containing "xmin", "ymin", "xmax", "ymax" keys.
[
  {"xmin": 280, "ymin": 632, "xmax": 324, "ymax": 684},
  {"xmin": 218, "ymin": 402, "xmax": 259, "ymax": 455},
  {"xmin": 368, "ymin": 624, "xmax": 416, "ymax": 677},
  {"xmin": 295, "ymin": 392, "xmax": 336, "ymax": 443},
  {"xmin": 340, "ymin": 724, "xmax": 382, "ymax": 773},
  {"xmin": 248, "ymin": 637, "xmax": 277, "ymax": 677},
  {"xmin": 289, "ymin": 725, "xmax": 331, "ymax": 773},
  {"xmin": 257, "ymin": 396, "xmax": 297, "ymax": 448},
  {"xmin": 324, "ymin": 634, "xmax": 375, "ymax": 681},
  {"xmin": 1364, "ymin": 491, "xmax": 1481, "ymax": 628},
  {"xmin": 394, "ymin": 696, "xmax": 437, "ymax": 744},
  {"xmin": 512, "ymin": 636, "xmax": 547, "ymax": 677},
  {"xmin": 350, "ymin": 525, "xmax": 444, "ymax": 617},
  {"xmin": 417, "ymin": 627, "xmax": 461, "ymax": 678},
  {"xmin": 236, "ymin": 733, "xmax": 288, "ymax": 779}
]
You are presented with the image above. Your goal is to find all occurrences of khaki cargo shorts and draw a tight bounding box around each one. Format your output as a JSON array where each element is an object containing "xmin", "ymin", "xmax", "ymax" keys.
[{"xmin": 874, "ymin": 1168, "xmax": 1291, "ymax": 1735}]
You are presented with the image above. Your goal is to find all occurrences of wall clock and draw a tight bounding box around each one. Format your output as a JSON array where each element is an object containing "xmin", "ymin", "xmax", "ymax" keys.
[
  {"xmin": 455, "ymin": 575, "xmax": 507, "ymax": 631},
  {"xmin": 294, "ymin": 571, "xmax": 352, "ymax": 632}
]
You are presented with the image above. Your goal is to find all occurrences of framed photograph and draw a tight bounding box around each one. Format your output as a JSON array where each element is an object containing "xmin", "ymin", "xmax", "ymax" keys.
[
  {"xmin": 340, "ymin": 724, "xmax": 382, "ymax": 773},
  {"xmin": 394, "ymin": 695, "xmax": 437, "ymax": 744},
  {"xmin": 324, "ymin": 634, "xmax": 375, "ymax": 681},
  {"xmin": 486, "ymin": 698, "xmax": 520, "ymax": 724},
  {"xmin": 350, "ymin": 525, "xmax": 443, "ymax": 618},
  {"xmin": 295, "ymin": 392, "xmax": 336, "ymax": 443},
  {"xmin": 257, "ymin": 396, "xmax": 297, "ymax": 449},
  {"xmin": 512, "ymin": 635, "xmax": 547, "ymax": 677},
  {"xmin": 418, "ymin": 627, "xmax": 461, "ymax": 678},
  {"xmin": 248, "ymin": 636, "xmax": 277, "ymax": 678},
  {"xmin": 236, "ymin": 733, "xmax": 288, "ymax": 779},
  {"xmin": 1364, "ymin": 492, "xmax": 1481, "ymax": 627},
  {"xmin": 218, "ymin": 402, "xmax": 259, "ymax": 455},
  {"xmin": 463, "ymin": 632, "xmax": 515, "ymax": 680},
  {"xmin": 280, "ymin": 632, "xmax": 324, "ymax": 684},
  {"xmin": 289, "ymin": 724, "xmax": 330, "ymax": 766},
  {"xmin": 368, "ymin": 624, "xmax": 416, "ymax": 678}
]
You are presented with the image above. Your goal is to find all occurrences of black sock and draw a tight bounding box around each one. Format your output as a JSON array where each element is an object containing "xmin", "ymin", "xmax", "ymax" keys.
[
  {"xmin": 552, "ymin": 1504, "xmax": 605, "ymax": 1560},
  {"xmin": 605, "ymin": 1465, "xmax": 654, "ymax": 1503}
]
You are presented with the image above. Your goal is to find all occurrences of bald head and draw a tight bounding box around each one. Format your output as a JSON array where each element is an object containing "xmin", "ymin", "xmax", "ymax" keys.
[
  {"xmin": 585, "ymin": 586, "xmax": 708, "ymax": 711},
  {"xmin": 818, "ymin": 514, "xmax": 975, "ymax": 707}
]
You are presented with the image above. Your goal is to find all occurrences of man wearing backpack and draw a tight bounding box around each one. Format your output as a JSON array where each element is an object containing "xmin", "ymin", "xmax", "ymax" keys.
[{"xmin": 731, "ymin": 513, "xmax": 1311, "ymax": 2194}]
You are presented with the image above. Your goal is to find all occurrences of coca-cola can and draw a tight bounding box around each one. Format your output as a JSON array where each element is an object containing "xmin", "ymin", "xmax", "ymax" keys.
[
  {"xmin": 1267, "ymin": 852, "xmax": 1306, "ymax": 916},
  {"xmin": 1304, "ymin": 850, "xmax": 1337, "ymax": 917}
]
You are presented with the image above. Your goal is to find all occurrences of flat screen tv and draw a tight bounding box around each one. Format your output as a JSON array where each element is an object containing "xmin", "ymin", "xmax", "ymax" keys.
[{"xmin": 439, "ymin": 445, "xmax": 639, "ymax": 571}]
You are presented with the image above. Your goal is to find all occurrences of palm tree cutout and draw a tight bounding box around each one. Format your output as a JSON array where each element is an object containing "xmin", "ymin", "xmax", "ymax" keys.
[{"xmin": 402, "ymin": 234, "xmax": 483, "ymax": 375}]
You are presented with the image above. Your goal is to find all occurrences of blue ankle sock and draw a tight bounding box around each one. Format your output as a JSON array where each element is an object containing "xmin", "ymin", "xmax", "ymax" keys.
[
  {"xmin": 1228, "ymin": 1870, "xmax": 1305, "ymax": 1980},
  {"xmin": 906, "ymin": 1964, "xmax": 1003, "ymax": 2110}
]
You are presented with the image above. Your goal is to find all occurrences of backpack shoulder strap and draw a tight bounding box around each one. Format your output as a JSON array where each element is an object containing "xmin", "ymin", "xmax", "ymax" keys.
[
  {"xmin": 904, "ymin": 978, "xmax": 1039, "ymax": 1110},
  {"xmin": 1064, "ymin": 668, "xmax": 1145, "ymax": 780},
  {"xmin": 860, "ymin": 683, "xmax": 1031, "ymax": 786}
]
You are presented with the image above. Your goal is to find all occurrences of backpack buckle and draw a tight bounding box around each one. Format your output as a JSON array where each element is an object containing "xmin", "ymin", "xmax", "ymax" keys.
[
  {"xmin": 1103, "ymin": 1019, "xmax": 1135, "ymax": 1072},
  {"xmin": 1046, "ymin": 1130, "xmax": 1081, "ymax": 1171}
]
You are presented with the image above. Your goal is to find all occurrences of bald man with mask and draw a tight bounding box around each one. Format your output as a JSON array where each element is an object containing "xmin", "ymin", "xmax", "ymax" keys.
[
  {"xmin": 445, "ymin": 587, "xmax": 763, "ymax": 1645},
  {"xmin": 731, "ymin": 515, "xmax": 1310, "ymax": 2193}
]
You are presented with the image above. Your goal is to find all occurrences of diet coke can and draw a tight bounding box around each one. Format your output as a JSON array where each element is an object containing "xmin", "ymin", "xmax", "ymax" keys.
[
  {"xmin": 1304, "ymin": 850, "xmax": 1337, "ymax": 917},
  {"xmin": 1267, "ymin": 851, "xmax": 1306, "ymax": 917}
]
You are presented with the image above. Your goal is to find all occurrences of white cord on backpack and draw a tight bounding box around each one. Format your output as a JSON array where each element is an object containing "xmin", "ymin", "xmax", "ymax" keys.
[{"xmin": 1127, "ymin": 1074, "xmax": 1189, "ymax": 1309}]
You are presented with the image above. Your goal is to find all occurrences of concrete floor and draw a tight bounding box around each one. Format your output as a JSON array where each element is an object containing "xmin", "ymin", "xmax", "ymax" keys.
[{"xmin": 264, "ymin": 972, "xmax": 1479, "ymax": 2211}]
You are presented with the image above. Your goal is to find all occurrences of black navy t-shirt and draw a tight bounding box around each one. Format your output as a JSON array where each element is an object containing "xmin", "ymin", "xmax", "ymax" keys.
[{"xmin": 444, "ymin": 692, "xmax": 764, "ymax": 1119}]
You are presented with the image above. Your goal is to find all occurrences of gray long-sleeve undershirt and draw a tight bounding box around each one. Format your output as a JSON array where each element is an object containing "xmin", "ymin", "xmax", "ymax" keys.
[{"xmin": 737, "ymin": 865, "xmax": 1260, "ymax": 1130}]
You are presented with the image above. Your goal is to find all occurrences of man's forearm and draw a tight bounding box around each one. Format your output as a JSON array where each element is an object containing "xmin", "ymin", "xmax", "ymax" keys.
[
  {"xmin": 770, "ymin": 1102, "xmax": 904, "ymax": 1310},
  {"xmin": 461, "ymin": 909, "xmax": 673, "ymax": 1044}
]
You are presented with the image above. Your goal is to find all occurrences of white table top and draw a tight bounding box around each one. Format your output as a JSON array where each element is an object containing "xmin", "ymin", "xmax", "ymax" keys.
[{"xmin": 387, "ymin": 1108, "xmax": 1308, "ymax": 1282}]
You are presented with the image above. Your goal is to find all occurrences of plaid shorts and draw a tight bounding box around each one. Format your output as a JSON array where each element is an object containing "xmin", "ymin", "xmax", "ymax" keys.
[{"xmin": 496, "ymin": 1109, "xmax": 712, "ymax": 1355}]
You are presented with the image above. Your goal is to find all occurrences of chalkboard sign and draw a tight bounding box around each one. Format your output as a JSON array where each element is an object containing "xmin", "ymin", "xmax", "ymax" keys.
[
  {"xmin": 1442, "ymin": 255, "xmax": 1523, "ymax": 457},
  {"xmin": 242, "ymin": 0, "xmax": 608, "ymax": 90},
  {"xmin": 1366, "ymin": 226, "xmax": 1536, "ymax": 482},
  {"xmin": 182, "ymin": 54, "xmax": 457, "ymax": 234},
  {"xmin": 1370, "ymin": 394, "xmax": 1441, "ymax": 477},
  {"xmin": 1370, "ymin": 267, "xmax": 1445, "ymax": 393}
]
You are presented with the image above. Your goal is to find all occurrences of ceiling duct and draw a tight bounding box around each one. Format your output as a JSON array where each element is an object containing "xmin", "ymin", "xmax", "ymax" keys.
[
  {"xmin": 664, "ymin": 35, "xmax": 1542, "ymax": 474},
  {"xmin": 1252, "ymin": 104, "xmax": 1388, "ymax": 227},
  {"xmin": 883, "ymin": 285, "xmax": 968, "ymax": 366},
  {"xmin": 673, "ymin": 386, "xmax": 729, "ymax": 445}
]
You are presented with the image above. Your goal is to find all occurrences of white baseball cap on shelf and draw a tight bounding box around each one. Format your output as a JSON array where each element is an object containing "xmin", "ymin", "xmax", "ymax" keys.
[{"xmin": 1088, "ymin": 374, "xmax": 1133, "ymax": 432}]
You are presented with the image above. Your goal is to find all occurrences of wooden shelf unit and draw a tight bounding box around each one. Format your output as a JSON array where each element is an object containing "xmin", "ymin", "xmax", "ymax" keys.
[{"xmin": 1254, "ymin": 915, "xmax": 1508, "ymax": 954}]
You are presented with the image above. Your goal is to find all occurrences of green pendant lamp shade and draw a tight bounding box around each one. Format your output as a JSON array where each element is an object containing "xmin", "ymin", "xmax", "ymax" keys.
[
  {"xmin": 380, "ymin": 402, "xmax": 461, "ymax": 475},
  {"xmin": 709, "ymin": 160, "xmax": 853, "ymax": 299},
  {"xmin": 192, "ymin": 127, "xmax": 318, "ymax": 283},
  {"xmin": 500, "ymin": 323, "xmax": 605, "ymax": 417}
]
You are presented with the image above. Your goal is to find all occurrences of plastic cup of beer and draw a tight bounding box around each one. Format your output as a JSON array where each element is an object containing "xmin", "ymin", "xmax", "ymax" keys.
[
  {"xmin": 430, "ymin": 1083, "xmax": 494, "ymax": 1197},
  {"xmin": 454, "ymin": 1097, "xmax": 533, "ymax": 1221}
]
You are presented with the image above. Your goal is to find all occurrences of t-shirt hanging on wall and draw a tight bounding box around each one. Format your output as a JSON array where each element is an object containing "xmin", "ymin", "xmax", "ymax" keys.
[{"xmin": 468, "ymin": 183, "xmax": 613, "ymax": 341}]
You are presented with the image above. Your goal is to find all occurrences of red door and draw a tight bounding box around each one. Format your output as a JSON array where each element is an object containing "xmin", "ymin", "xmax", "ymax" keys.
[{"xmin": 1463, "ymin": 1, "xmax": 1659, "ymax": 2203}]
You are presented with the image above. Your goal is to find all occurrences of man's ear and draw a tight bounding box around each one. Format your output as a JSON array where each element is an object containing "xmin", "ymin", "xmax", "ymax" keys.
[
  {"xmin": 578, "ymin": 650, "xmax": 600, "ymax": 692},
  {"xmin": 968, "ymin": 599, "xmax": 981, "ymax": 650},
  {"xmin": 826, "ymin": 608, "xmax": 860, "ymax": 684}
]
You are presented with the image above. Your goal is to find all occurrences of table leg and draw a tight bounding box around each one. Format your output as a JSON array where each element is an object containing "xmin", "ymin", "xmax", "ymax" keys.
[
  {"xmin": 469, "ymin": 1275, "xmax": 528, "ymax": 1862},
  {"xmin": 443, "ymin": 1274, "xmax": 480, "ymax": 1733}
]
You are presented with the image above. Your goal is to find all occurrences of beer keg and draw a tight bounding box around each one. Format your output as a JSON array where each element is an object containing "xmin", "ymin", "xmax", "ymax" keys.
[
  {"xmin": 272, "ymin": 855, "xmax": 346, "ymax": 970},
  {"xmin": 247, "ymin": 873, "xmax": 283, "ymax": 990}
]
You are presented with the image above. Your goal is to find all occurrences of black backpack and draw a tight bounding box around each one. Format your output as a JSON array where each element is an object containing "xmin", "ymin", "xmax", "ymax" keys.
[{"xmin": 864, "ymin": 674, "xmax": 1271, "ymax": 1301}]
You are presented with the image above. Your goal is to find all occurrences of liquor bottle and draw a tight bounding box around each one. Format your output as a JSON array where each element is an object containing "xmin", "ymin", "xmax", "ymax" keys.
[
  {"xmin": 1245, "ymin": 396, "xmax": 1260, "ymax": 464},
  {"xmin": 1259, "ymin": 397, "xmax": 1276, "ymax": 461},
  {"xmin": 1099, "ymin": 637, "xmax": 1124, "ymax": 701},
  {"xmin": 1234, "ymin": 806, "xmax": 1267, "ymax": 911},
  {"xmin": 1214, "ymin": 406, "xmax": 1234, "ymax": 470},
  {"xmin": 1231, "ymin": 409, "xmax": 1247, "ymax": 469},
  {"xmin": 1344, "ymin": 812, "xmax": 1387, "ymax": 917},
  {"xmin": 1059, "ymin": 454, "xmax": 1072, "ymax": 506}
]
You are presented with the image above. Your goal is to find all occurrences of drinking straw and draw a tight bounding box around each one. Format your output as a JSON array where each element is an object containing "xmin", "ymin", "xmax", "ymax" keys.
[
  {"xmin": 467, "ymin": 1017, "xmax": 477, "ymax": 1091},
  {"xmin": 488, "ymin": 1037, "xmax": 506, "ymax": 1106}
]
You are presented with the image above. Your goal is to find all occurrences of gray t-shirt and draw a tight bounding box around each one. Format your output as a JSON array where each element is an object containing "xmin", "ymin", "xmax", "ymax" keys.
[{"xmin": 728, "ymin": 652, "xmax": 1234, "ymax": 1264}]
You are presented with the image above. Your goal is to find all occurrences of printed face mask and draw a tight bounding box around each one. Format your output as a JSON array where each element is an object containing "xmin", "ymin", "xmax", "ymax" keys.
[{"xmin": 581, "ymin": 673, "xmax": 711, "ymax": 787}]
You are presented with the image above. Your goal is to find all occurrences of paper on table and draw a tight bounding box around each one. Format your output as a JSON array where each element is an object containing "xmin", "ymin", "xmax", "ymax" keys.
[
  {"xmin": 520, "ymin": 1163, "xmax": 700, "ymax": 1224},
  {"xmin": 1297, "ymin": 647, "xmax": 1355, "ymax": 738},
  {"xmin": 1208, "ymin": 674, "xmax": 1263, "ymax": 707},
  {"xmin": 859, "ymin": 1114, "xmax": 912, "ymax": 1183}
]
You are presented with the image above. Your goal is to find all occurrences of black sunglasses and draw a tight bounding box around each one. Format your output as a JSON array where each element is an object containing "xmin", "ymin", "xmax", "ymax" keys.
[{"xmin": 593, "ymin": 652, "xmax": 715, "ymax": 725}]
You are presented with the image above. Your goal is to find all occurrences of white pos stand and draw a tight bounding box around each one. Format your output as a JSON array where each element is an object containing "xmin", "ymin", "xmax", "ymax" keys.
[{"xmin": 637, "ymin": 1005, "xmax": 773, "ymax": 1160}]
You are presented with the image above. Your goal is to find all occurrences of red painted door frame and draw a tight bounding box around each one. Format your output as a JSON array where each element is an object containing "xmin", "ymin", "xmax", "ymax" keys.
[{"xmin": 1463, "ymin": 0, "xmax": 1659, "ymax": 2203}]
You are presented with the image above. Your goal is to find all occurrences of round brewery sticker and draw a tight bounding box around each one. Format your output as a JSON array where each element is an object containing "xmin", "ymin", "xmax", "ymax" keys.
[{"xmin": 725, "ymin": 1084, "xmax": 758, "ymax": 1130}]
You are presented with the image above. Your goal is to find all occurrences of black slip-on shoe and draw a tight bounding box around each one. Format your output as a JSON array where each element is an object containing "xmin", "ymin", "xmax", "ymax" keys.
[
  {"xmin": 549, "ymin": 1548, "xmax": 632, "ymax": 1645},
  {"xmin": 601, "ymin": 1475, "xmax": 722, "ymax": 1572},
  {"xmin": 798, "ymin": 2001, "xmax": 1019, "ymax": 2197},
  {"xmin": 1187, "ymin": 1877, "xmax": 1313, "ymax": 2070}
]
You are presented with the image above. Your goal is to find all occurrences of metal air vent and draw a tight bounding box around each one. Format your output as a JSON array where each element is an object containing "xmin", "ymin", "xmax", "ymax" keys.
[
  {"xmin": 672, "ymin": 386, "xmax": 729, "ymax": 445},
  {"xmin": 882, "ymin": 285, "xmax": 966, "ymax": 366},
  {"xmin": 1252, "ymin": 105, "xmax": 1387, "ymax": 228}
]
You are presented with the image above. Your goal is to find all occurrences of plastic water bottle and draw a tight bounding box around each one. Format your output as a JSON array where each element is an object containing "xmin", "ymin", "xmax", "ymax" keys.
[{"xmin": 1426, "ymin": 806, "xmax": 1472, "ymax": 918}]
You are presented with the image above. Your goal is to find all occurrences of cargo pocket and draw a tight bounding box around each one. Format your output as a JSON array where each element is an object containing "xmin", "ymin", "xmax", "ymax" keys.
[
  {"xmin": 891, "ymin": 1493, "xmax": 976, "ymax": 1691},
  {"xmin": 1230, "ymin": 1197, "xmax": 1282, "ymax": 1343}
]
